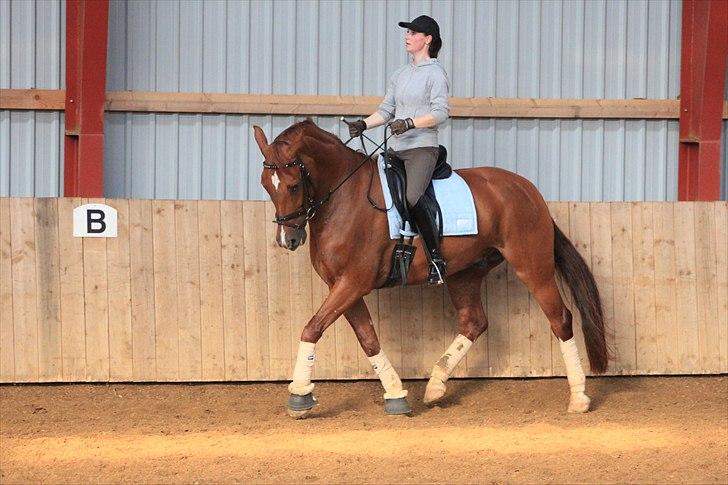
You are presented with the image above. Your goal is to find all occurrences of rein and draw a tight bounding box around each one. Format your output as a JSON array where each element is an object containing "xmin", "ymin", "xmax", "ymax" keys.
[{"xmin": 263, "ymin": 125, "xmax": 393, "ymax": 230}]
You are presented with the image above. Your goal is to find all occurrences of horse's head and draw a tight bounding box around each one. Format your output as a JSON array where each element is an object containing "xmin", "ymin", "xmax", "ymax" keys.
[{"xmin": 254, "ymin": 123, "xmax": 311, "ymax": 251}]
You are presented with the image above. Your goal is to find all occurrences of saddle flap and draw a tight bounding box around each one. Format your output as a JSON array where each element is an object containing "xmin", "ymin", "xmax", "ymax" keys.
[{"xmin": 382, "ymin": 151, "xmax": 443, "ymax": 235}]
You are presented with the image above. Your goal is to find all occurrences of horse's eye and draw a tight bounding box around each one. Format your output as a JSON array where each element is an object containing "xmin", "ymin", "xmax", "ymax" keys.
[{"xmin": 288, "ymin": 184, "xmax": 299, "ymax": 194}]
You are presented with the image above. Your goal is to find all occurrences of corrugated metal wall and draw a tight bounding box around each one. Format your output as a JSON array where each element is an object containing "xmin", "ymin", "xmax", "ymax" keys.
[
  {"xmin": 2, "ymin": 0, "xmax": 726, "ymax": 200},
  {"xmin": 0, "ymin": 0, "xmax": 65, "ymax": 197},
  {"xmin": 103, "ymin": 0, "xmax": 687, "ymax": 201}
]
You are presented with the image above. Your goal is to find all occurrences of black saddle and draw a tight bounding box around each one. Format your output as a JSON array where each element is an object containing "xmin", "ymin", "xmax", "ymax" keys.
[{"xmin": 383, "ymin": 145, "xmax": 452, "ymax": 232}]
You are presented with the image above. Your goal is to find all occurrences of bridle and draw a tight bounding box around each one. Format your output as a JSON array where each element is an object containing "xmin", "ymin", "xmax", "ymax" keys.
[
  {"xmin": 262, "ymin": 125, "xmax": 393, "ymax": 231},
  {"xmin": 262, "ymin": 157, "xmax": 321, "ymax": 230}
]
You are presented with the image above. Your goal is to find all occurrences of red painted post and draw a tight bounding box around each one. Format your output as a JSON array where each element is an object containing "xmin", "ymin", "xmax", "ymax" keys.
[
  {"xmin": 64, "ymin": 0, "xmax": 109, "ymax": 197},
  {"xmin": 678, "ymin": 0, "xmax": 728, "ymax": 201}
]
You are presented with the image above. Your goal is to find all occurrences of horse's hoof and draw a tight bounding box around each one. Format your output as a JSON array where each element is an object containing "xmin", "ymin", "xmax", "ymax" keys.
[
  {"xmin": 384, "ymin": 397, "xmax": 412, "ymax": 415},
  {"xmin": 567, "ymin": 392, "xmax": 591, "ymax": 413},
  {"xmin": 287, "ymin": 393, "xmax": 317, "ymax": 419},
  {"xmin": 287, "ymin": 408, "xmax": 313, "ymax": 419},
  {"xmin": 423, "ymin": 377, "xmax": 446, "ymax": 406}
]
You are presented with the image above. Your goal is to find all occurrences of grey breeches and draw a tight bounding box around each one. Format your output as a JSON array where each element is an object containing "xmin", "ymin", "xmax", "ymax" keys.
[{"xmin": 393, "ymin": 146, "xmax": 440, "ymax": 207}]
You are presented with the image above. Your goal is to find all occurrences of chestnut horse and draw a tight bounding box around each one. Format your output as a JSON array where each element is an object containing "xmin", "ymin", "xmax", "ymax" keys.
[{"xmin": 254, "ymin": 119, "xmax": 608, "ymax": 418}]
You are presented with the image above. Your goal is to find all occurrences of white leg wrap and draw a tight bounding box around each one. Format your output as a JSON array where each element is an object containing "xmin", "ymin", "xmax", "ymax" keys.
[
  {"xmin": 424, "ymin": 334, "xmax": 473, "ymax": 405},
  {"xmin": 559, "ymin": 337, "xmax": 591, "ymax": 413},
  {"xmin": 559, "ymin": 337, "xmax": 585, "ymax": 393},
  {"xmin": 431, "ymin": 334, "xmax": 473, "ymax": 382},
  {"xmin": 368, "ymin": 351, "xmax": 408, "ymax": 400},
  {"xmin": 288, "ymin": 341, "xmax": 316, "ymax": 396}
]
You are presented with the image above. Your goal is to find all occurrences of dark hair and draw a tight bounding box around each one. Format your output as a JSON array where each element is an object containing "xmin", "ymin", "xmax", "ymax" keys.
[{"xmin": 428, "ymin": 36, "xmax": 442, "ymax": 58}]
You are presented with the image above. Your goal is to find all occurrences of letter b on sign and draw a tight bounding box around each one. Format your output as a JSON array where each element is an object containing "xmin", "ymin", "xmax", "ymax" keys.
[{"xmin": 73, "ymin": 204, "xmax": 118, "ymax": 238}]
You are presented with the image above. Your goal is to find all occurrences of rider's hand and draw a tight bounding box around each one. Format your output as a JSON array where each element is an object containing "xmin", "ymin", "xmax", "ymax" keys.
[
  {"xmin": 389, "ymin": 118, "xmax": 415, "ymax": 135},
  {"xmin": 348, "ymin": 120, "xmax": 367, "ymax": 138}
]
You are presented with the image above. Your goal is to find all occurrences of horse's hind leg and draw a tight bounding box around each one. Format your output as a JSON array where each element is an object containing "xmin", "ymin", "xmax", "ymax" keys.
[
  {"xmin": 345, "ymin": 298, "xmax": 411, "ymax": 415},
  {"xmin": 502, "ymin": 243, "xmax": 591, "ymax": 413},
  {"xmin": 424, "ymin": 258, "xmax": 497, "ymax": 405}
]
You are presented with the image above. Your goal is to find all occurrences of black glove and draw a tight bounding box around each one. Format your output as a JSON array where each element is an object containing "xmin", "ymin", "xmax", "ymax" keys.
[
  {"xmin": 389, "ymin": 118, "xmax": 415, "ymax": 135},
  {"xmin": 348, "ymin": 120, "xmax": 367, "ymax": 138}
]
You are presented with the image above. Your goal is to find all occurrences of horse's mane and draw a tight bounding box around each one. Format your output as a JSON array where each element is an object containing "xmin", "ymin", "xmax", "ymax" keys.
[{"xmin": 273, "ymin": 119, "xmax": 348, "ymax": 151}]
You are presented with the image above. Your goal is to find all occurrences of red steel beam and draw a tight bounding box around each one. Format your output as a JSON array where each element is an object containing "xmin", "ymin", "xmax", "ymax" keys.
[
  {"xmin": 64, "ymin": 0, "xmax": 109, "ymax": 197},
  {"xmin": 678, "ymin": 0, "xmax": 728, "ymax": 201}
]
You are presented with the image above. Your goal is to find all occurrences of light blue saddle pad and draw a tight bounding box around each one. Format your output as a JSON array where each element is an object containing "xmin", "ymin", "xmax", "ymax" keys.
[{"xmin": 376, "ymin": 155, "xmax": 478, "ymax": 240}]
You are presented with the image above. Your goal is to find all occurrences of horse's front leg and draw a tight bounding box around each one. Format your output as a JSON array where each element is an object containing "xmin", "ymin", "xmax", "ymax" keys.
[
  {"xmin": 344, "ymin": 298, "xmax": 411, "ymax": 415},
  {"xmin": 287, "ymin": 280, "xmax": 364, "ymax": 418}
]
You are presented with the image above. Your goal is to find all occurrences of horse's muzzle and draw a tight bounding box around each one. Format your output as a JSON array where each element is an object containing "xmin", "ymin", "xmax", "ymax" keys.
[{"xmin": 278, "ymin": 227, "xmax": 307, "ymax": 251}]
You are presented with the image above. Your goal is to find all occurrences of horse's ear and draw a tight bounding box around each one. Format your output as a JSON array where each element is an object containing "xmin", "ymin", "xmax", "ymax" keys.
[{"xmin": 252, "ymin": 125, "xmax": 268, "ymax": 151}]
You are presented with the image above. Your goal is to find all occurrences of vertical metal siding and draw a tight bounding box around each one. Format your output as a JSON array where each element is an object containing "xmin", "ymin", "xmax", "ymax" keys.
[
  {"xmin": 3, "ymin": 0, "xmax": 697, "ymax": 202},
  {"xmin": 1, "ymin": 0, "xmax": 63, "ymax": 197}
]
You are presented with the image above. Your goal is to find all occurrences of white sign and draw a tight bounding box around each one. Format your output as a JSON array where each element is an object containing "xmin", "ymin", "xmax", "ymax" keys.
[{"xmin": 73, "ymin": 204, "xmax": 118, "ymax": 238}]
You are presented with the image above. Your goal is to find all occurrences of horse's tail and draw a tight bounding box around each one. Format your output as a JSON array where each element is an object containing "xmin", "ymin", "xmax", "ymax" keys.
[{"xmin": 552, "ymin": 222, "xmax": 610, "ymax": 374}]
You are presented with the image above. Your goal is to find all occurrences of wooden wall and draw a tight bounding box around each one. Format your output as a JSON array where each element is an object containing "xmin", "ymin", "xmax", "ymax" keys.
[{"xmin": 0, "ymin": 198, "xmax": 726, "ymax": 383}]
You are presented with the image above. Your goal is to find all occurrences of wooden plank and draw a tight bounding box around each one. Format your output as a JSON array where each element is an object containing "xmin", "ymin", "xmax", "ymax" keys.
[
  {"xmin": 610, "ymin": 203, "xmax": 637, "ymax": 374},
  {"xmin": 549, "ymin": 202, "xmax": 570, "ymax": 376},
  {"xmin": 242, "ymin": 202, "xmax": 270, "ymax": 379},
  {"xmin": 693, "ymin": 202, "xmax": 720, "ymax": 372},
  {"xmin": 8, "ymin": 88, "xmax": 728, "ymax": 119},
  {"xmin": 175, "ymin": 201, "xmax": 202, "ymax": 380},
  {"xmin": 220, "ymin": 200, "xmax": 247, "ymax": 380},
  {"xmin": 377, "ymin": 286, "xmax": 402, "ymax": 377},
  {"xmin": 443, "ymin": 282, "xmax": 467, "ymax": 379},
  {"xmin": 83, "ymin": 198, "xmax": 110, "ymax": 381},
  {"xmin": 652, "ymin": 203, "xmax": 680, "ymax": 373},
  {"xmin": 152, "ymin": 200, "xmax": 180, "ymax": 381},
  {"xmin": 400, "ymin": 285, "xmax": 424, "ymax": 378},
  {"xmin": 589, "ymin": 203, "xmax": 617, "ymax": 376},
  {"xmin": 264, "ymin": 202, "xmax": 292, "ymax": 380},
  {"xmin": 422, "ymin": 285, "xmax": 449, "ymax": 376},
  {"xmin": 34, "ymin": 198, "xmax": 62, "ymax": 380},
  {"xmin": 715, "ymin": 202, "xmax": 728, "ymax": 373},
  {"xmin": 485, "ymin": 256, "xmax": 509, "ymax": 376},
  {"xmin": 106, "ymin": 198, "xmax": 133, "ymax": 381},
  {"xmin": 566, "ymin": 203, "xmax": 593, "ymax": 376},
  {"xmin": 101, "ymin": 92, "xmax": 723, "ymax": 119},
  {"xmin": 128, "ymin": 199, "xmax": 156, "ymax": 381},
  {"xmin": 288, "ymin": 230, "xmax": 314, "ymax": 378},
  {"xmin": 58, "ymin": 198, "xmax": 86, "ymax": 380},
  {"xmin": 198, "ymin": 200, "xmax": 225, "ymax": 380},
  {"xmin": 506, "ymin": 263, "xmax": 531, "ymax": 377},
  {"xmin": 9, "ymin": 198, "xmax": 39, "ymax": 382},
  {"xmin": 0, "ymin": 198, "xmax": 14, "ymax": 381},
  {"xmin": 0, "ymin": 89, "xmax": 65, "ymax": 110},
  {"xmin": 631, "ymin": 203, "xmax": 658, "ymax": 374},
  {"xmin": 673, "ymin": 203, "xmax": 700, "ymax": 372}
]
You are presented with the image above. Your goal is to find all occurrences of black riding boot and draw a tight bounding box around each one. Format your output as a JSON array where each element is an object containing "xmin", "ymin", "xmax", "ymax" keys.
[{"xmin": 410, "ymin": 199, "xmax": 447, "ymax": 285}]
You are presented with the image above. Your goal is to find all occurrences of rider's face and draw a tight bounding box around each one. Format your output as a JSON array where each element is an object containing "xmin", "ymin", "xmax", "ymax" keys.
[{"xmin": 405, "ymin": 29, "xmax": 431, "ymax": 56}]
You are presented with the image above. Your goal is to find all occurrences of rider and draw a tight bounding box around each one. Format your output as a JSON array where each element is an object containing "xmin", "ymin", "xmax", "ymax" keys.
[{"xmin": 349, "ymin": 15, "xmax": 450, "ymax": 285}]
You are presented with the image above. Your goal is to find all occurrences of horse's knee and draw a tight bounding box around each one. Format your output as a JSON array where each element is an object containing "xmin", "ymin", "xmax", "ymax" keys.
[
  {"xmin": 458, "ymin": 307, "xmax": 488, "ymax": 341},
  {"xmin": 550, "ymin": 307, "xmax": 574, "ymax": 341}
]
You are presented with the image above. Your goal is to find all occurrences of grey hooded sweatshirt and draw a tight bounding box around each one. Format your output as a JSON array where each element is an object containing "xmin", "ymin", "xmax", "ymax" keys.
[{"xmin": 376, "ymin": 58, "xmax": 450, "ymax": 151}]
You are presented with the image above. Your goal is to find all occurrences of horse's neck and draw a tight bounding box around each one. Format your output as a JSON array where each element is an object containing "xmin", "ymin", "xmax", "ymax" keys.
[{"xmin": 304, "ymin": 139, "xmax": 373, "ymax": 242}]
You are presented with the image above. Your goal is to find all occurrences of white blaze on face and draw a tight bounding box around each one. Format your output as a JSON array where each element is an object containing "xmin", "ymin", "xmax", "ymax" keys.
[
  {"xmin": 271, "ymin": 171, "xmax": 281, "ymax": 191},
  {"xmin": 277, "ymin": 225, "xmax": 285, "ymax": 246}
]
